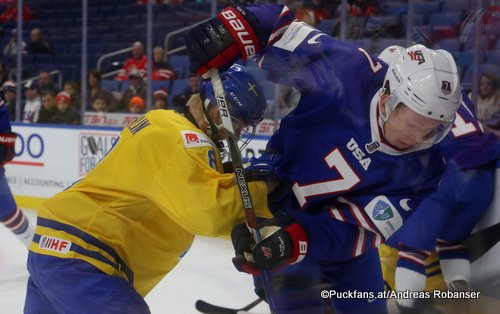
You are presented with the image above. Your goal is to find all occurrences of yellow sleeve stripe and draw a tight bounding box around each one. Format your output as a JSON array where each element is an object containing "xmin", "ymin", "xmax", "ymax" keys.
[{"xmin": 33, "ymin": 217, "xmax": 133, "ymax": 283}]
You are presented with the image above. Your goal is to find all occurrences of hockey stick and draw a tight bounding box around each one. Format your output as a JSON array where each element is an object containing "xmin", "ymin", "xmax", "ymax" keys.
[
  {"xmin": 208, "ymin": 68, "xmax": 277, "ymax": 314},
  {"xmin": 195, "ymin": 298, "xmax": 263, "ymax": 314}
]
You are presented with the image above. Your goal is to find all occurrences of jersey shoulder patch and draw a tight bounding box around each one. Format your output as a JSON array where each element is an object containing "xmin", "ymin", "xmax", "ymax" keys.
[
  {"xmin": 274, "ymin": 21, "xmax": 316, "ymax": 52},
  {"xmin": 180, "ymin": 130, "xmax": 214, "ymax": 148}
]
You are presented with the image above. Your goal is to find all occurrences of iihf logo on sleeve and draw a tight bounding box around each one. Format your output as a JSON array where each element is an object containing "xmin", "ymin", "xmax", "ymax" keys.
[{"xmin": 38, "ymin": 235, "xmax": 72, "ymax": 254}]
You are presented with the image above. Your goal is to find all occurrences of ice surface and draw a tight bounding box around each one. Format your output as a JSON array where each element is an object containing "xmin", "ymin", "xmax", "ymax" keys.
[{"xmin": 0, "ymin": 209, "xmax": 270, "ymax": 314}]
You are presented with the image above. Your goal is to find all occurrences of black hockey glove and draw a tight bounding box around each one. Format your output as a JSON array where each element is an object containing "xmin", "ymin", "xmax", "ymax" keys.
[
  {"xmin": 0, "ymin": 132, "xmax": 17, "ymax": 166},
  {"xmin": 231, "ymin": 218, "xmax": 309, "ymax": 275},
  {"xmin": 184, "ymin": 5, "xmax": 263, "ymax": 75}
]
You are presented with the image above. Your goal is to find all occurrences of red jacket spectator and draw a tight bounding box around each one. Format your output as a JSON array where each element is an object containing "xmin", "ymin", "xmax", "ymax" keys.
[
  {"xmin": 115, "ymin": 42, "xmax": 147, "ymax": 81},
  {"xmin": 151, "ymin": 47, "xmax": 176, "ymax": 80},
  {"xmin": 0, "ymin": 3, "xmax": 32, "ymax": 22}
]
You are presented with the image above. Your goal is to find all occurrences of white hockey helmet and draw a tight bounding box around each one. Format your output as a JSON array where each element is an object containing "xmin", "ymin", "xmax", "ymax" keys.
[{"xmin": 382, "ymin": 44, "xmax": 462, "ymax": 145}]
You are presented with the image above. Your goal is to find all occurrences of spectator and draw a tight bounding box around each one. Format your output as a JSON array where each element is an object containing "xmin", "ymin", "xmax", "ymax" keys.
[
  {"xmin": 90, "ymin": 93, "xmax": 109, "ymax": 113},
  {"xmin": 0, "ymin": 62, "xmax": 8, "ymax": 85},
  {"xmin": 152, "ymin": 89, "xmax": 168, "ymax": 110},
  {"xmin": 87, "ymin": 70, "xmax": 116, "ymax": 111},
  {"xmin": 290, "ymin": 1, "xmax": 316, "ymax": 26},
  {"xmin": 63, "ymin": 80, "xmax": 81, "ymax": 111},
  {"xmin": 128, "ymin": 96, "xmax": 145, "ymax": 114},
  {"xmin": 24, "ymin": 28, "xmax": 51, "ymax": 54},
  {"xmin": 470, "ymin": 72, "xmax": 500, "ymax": 123},
  {"xmin": 21, "ymin": 80, "xmax": 41, "ymax": 123},
  {"xmin": 37, "ymin": 71, "xmax": 59, "ymax": 95},
  {"xmin": 1, "ymin": 81, "xmax": 16, "ymax": 121},
  {"xmin": 0, "ymin": 1, "xmax": 32, "ymax": 22},
  {"xmin": 115, "ymin": 41, "xmax": 147, "ymax": 81},
  {"xmin": 52, "ymin": 91, "xmax": 80, "ymax": 125},
  {"xmin": 118, "ymin": 69, "xmax": 146, "ymax": 112},
  {"xmin": 172, "ymin": 73, "xmax": 199, "ymax": 114},
  {"xmin": 3, "ymin": 29, "xmax": 26, "ymax": 55},
  {"xmin": 37, "ymin": 91, "xmax": 57, "ymax": 124},
  {"xmin": 308, "ymin": 0, "xmax": 334, "ymax": 23},
  {"xmin": 151, "ymin": 46, "xmax": 176, "ymax": 80}
]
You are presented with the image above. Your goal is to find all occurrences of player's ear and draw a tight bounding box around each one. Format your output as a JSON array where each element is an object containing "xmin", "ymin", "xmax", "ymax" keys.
[{"xmin": 379, "ymin": 93, "xmax": 389, "ymax": 115}]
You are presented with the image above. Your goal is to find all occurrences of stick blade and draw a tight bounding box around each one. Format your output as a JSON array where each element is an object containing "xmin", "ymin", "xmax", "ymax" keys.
[{"xmin": 195, "ymin": 299, "xmax": 238, "ymax": 314}]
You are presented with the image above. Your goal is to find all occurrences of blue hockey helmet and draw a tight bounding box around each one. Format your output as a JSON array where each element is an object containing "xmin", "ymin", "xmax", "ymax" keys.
[{"xmin": 200, "ymin": 64, "xmax": 267, "ymax": 127}]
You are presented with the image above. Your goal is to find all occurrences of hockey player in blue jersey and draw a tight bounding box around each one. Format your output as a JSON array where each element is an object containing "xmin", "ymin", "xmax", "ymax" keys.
[
  {"xmin": 378, "ymin": 45, "xmax": 499, "ymax": 313},
  {"xmin": 185, "ymin": 4, "xmax": 465, "ymax": 314},
  {"xmin": 0, "ymin": 93, "xmax": 35, "ymax": 247}
]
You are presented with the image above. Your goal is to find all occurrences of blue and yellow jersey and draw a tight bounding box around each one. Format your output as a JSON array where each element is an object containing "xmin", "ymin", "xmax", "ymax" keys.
[{"xmin": 29, "ymin": 110, "xmax": 271, "ymax": 296}]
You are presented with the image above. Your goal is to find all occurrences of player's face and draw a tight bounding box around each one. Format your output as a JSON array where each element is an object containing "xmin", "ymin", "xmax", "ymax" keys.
[
  {"xmin": 383, "ymin": 104, "xmax": 442, "ymax": 150},
  {"xmin": 209, "ymin": 105, "xmax": 246, "ymax": 140}
]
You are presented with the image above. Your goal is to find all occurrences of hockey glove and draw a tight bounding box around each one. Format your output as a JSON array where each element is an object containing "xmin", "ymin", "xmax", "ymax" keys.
[
  {"xmin": 0, "ymin": 132, "xmax": 17, "ymax": 166},
  {"xmin": 184, "ymin": 5, "xmax": 262, "ymax": 75},
  {"xmin": 243, "ymin": 154, "xmax": 285, "ymax": 183},
  {"xmin": 231, "ymin": 219, "xmax": 308, "ymax": 275},
  {"xmin": 244, "ymin": 154, "xmax": 290, "ymax": 200}
]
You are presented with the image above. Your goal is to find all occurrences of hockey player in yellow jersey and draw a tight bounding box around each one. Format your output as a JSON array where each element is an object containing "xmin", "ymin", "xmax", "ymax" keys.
[{"xmin": 24, "ymin": 64, "xmax": 271, "ymax": 313}]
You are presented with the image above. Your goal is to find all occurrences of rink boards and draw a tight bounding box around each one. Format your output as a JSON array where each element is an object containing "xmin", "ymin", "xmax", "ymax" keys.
[{"xmin": 5, "ymin": 122, "xmax": 500, "ymax": 296}]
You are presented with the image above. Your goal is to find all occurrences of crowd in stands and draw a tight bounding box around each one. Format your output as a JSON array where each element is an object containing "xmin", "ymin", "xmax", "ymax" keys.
[{"xmin": 0, "ymin": 0, "xmax": 497, "ymax": 133}]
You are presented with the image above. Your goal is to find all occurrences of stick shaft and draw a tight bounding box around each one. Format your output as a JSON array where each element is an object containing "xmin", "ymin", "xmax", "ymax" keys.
[{"xmin": 209, "ymin": 68, "xmax": 277, "ymax": 313}]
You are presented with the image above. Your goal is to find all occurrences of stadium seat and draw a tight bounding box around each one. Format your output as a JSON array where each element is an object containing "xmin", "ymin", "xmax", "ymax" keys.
[
  {"xmin": 120, "ymin": 80, "xmax": 131, "ymax": 92},
  {"xmin": 401, "ymin": 14, "xmax": 426, "ymax": 31},
  {"xmin": 485, "ymin": 50, "xmax": 500, "ymax": 65},
  {"xmin": 169, "ymin": 55, "xmax": 190, "ymax": 79},
  {"xmin": 441, "ymin": 0, "xmax": 469, "ymax": 13},
  {"xmin": 102, "ymin": 79, "xmax": 121, "ymax": 92},
  {"xmin": 168, "ymin": 78, "xmax": 189, "ymax": 103},
  {"xmin": 343, "ymin": 38, "xmax": 374, "ymax": 52},
  {"xmin": 380, "ymin": 1, "xmax": 407, "ymax": 16},
  {"xmin": 430, "ymin": 26, "xmax": 458, "ymax": 40},
  {"xmin": 151, "ymin": 80, "xmax": 171, "ymax": 93},
  {"xmin": 463, "ymin": 35, "xmax": 492, "ymax": 51},
  {"xmin": 414, "ymin": 1, "xmax": 442, "ymax": 19},
  {"xmin": 34, "ymin": 54, "xmax": 55, "ymax": 66},
  {"xmin": 429, "ymin": 13, "xmax": 462, "ymax": 28},
  {"xmin": 371, "ymin": 38, "xmax": 408, "ymax": 55},
  {"xmin": 433, "ymin": 38, "xmax": 461, "ymax": 52},
  {"xmin": 316, "ymin": 18, "xmax": 336, "ymax": 35}
]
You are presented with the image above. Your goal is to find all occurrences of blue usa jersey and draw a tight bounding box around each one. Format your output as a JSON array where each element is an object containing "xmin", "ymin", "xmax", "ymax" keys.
[
  {"xmin": 441, "ymin": 91, "xmax": 499, "ymax": 169},
  {"xmin": 248, "ymin": 5, "xmax": 445, "ymax": 259},
  {"xmin": 384, "ymin": 93, "xmax": 497, "ymax": 255}
]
